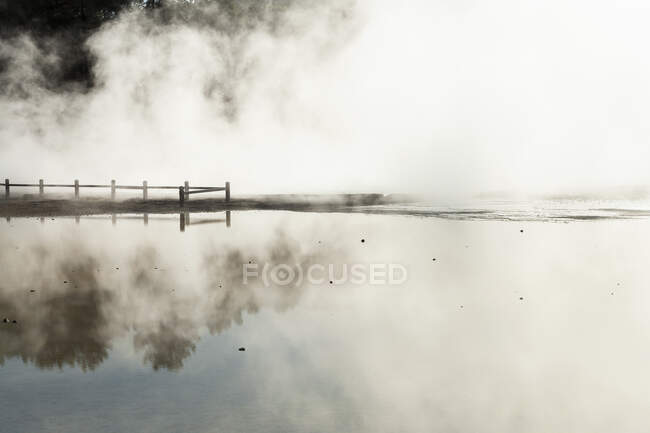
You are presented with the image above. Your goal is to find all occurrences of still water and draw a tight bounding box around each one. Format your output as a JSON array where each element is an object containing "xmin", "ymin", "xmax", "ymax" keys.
[{"xmin": 1, "ymin": 210, "xmax": 650, "ymax": 432}]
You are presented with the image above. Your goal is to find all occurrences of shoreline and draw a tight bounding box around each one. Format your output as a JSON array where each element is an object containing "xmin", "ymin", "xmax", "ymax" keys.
[
  {"xmin": 0, "ymin": 194, "xmax": 414, "ymax": 218},
  {"xmin": 4, "ymin": 194, "xmax": 650, "ymax": 221}
]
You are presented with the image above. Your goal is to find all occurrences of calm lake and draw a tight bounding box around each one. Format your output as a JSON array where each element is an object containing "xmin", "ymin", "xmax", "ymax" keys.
[{"xmin": 1, "ymin": 209, "xmax": 650, "ymax": 432}]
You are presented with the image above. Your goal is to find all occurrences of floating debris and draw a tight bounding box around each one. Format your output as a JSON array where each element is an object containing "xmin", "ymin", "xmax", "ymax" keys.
[
  {"xmin": 329, "ymin": 280, "xmax": 333, "ymax": 284},
  {"xmin": 29, "ymin": 289, "xmax": 35, "ymax": 293},
  {"xmin": 519, "ymin": 297, "xmax": 524, "ymax": 300},
  {"xmin": 2, "ymin": 318, "xmax": 8, "ymax": 323},
  {"xmin": 361, "ymin": 239, "xmax": 365, "ymax": 243},
  {"xmin": 11, "ymin": 320, "xmax": 16, "ymax": 324},
  {"xmin": 238, "ymin": 347, "xmax": 246, "ymax": 352},
  {"xmin": 432, "ymin": 258, "xmax": 436, "ymax": 261}
]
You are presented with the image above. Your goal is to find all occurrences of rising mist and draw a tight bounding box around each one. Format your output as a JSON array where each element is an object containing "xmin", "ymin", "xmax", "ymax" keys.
[{"xmin": 1, "ymin": 0, "xmax": 650, "ymax": 197}]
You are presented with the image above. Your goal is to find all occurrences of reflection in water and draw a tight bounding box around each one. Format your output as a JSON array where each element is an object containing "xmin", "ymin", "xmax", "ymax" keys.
[
  {"xmin": 2, "ymin": 211, "xmax": 650, "ymax": 433},
  {"xmin": 40, "ymin": 211, "xmax": 231, "ymax": 232},
  {"xmin": 0, "ymin": 255, "xmax": 112, "ymax": 370},
  {"xmin": 0, "ymin": 218, "xmax": 343, "ymax": 371}
]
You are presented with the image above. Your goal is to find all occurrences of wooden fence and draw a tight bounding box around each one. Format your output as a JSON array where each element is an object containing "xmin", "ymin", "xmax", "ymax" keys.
[{"xmin": 4, "ymin": 179, "xmax": 230, "ymax": 204}]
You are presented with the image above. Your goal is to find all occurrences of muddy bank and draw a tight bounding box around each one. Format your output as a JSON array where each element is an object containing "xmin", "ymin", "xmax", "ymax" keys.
[{"xmin": 0, "ymin": 194, "xmax": 415, "ymax": 217}]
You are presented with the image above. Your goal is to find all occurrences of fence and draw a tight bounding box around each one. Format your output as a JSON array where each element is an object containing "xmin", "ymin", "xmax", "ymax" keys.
[{"xmin": 4, "ymin": 179, "xmax": 230, "ymax": 204}]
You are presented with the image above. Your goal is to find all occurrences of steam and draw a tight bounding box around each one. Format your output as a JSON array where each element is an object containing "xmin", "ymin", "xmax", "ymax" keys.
[
  {"xmin": 0, "ymin": 227, "xmax": 347, "ymax": 371},
  {"xmin": 2, "ymin": 0, "xmax": 650, "ymax": 196}
]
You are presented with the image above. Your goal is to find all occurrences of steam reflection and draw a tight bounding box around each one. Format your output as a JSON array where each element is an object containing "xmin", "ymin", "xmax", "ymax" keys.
[{"xmin": 0, "ymin": 214, "xmax": 343, "ymax": 371}]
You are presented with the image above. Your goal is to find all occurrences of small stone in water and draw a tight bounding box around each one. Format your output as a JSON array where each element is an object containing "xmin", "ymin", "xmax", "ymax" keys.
[{"xmin": 238, "ymin": 347, "xmax": 245, "ymax": 351}]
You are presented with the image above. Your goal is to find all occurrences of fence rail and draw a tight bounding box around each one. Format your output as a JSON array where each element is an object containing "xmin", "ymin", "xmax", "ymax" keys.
[{"xmin": 4, "ymin": 178, "xmax": 230, "ymax": 204}]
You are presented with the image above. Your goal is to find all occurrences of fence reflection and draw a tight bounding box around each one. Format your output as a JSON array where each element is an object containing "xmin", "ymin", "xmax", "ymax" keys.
[{"xmin": 4, "ymin": 211, "xmax": 232, "ymax": 232}]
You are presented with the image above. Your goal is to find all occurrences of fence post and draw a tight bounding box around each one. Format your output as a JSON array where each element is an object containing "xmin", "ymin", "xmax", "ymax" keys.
[
  {"xmin": 74, "ymin": 180, "xmax": 79, "ymax": 199},
  {"xmin": 184, "ymin": 181, "xmax": 189, "ymax": 201},
  {"xmin": 143, "ymin": 181, "xmax": 148, "ymax": 200},
  {"xmin": 4, "ymin": 179, "xmax": 9, "ymax": 199},
  {"xmin": 225, "ymin": 181, "xmax": 230, "ymax": 202},
  {"xmin": 111, "ymin": 180, "xmax": 116, "ymax": 200},
  {"xmin": 179, "ymin": 186, "xmax": 184, "ymax": 206},
  {"xmin": 39, "ymin": 179, "xmax": 44, "ymax": 197}
]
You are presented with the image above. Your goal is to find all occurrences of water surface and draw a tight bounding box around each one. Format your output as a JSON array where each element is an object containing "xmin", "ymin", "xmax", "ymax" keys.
[{"xmin": 2, "ymin": 209, "xmax": 650, "ymax": 432}]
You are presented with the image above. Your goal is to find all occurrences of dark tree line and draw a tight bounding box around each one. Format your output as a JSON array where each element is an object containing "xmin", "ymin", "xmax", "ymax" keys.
[
  {"xmin": 0, "ymin": 1, "xmax": 160, "ymax": 30},
  {"xmin": 0, "ymin": 0, "xmax": 292, "ymax": 32},
  {"xmin": 0, "ymin": 1, "xmax": 163, "ymax": 91},
  {"xmin": 0, "ymin": 0, "xmax": 296, "ymax": 92}
]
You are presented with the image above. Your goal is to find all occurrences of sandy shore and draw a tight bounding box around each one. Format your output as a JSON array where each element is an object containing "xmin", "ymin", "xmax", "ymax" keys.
[{"xmin": 0, "ymin": 194, "xmax": 415, "ymax": 217}]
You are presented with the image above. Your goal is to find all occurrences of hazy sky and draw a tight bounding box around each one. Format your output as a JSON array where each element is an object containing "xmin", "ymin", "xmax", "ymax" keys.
[{"xmin": 1, "ymin": 0, "xmax": 650, "ymax": 196}]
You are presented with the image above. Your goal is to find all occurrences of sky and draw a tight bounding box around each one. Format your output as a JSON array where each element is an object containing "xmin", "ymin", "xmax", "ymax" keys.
[{"xmin": 1, "ymin": 0, "xmax": 650, "ymax": 197}]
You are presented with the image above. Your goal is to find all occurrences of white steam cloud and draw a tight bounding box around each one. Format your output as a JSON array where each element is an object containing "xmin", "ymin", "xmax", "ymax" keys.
[{"xmin": 1, "ymin": 0, "xmax": 650, "ymax": 197}]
